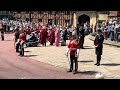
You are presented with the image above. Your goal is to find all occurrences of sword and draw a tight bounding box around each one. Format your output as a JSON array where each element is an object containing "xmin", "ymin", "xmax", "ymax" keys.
[
  {"xmin": 65, "ymin": 51, "xmax": 71, "ymax": 68},
  {"xmin": 67, "ymin": 53, "xmax": 71, "ymax": 67}
]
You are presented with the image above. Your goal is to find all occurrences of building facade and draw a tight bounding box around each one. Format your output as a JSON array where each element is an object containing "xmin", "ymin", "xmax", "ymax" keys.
[
  {"xmin": 108, "ymin": 11, "xmax": 120, "ymax": 21},
  {"xmin": 8, "ymin": 11, "xmax": 109, "ymax": 28},
  {"xmin": 0, "ymin": 11, "xmax": 9, "ymax": 19},
  {"xmin": 10, "ymin": 11, "xmax": 74, "ymax": 27}
]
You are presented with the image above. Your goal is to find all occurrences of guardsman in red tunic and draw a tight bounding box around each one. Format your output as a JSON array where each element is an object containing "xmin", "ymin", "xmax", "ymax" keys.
[
  {"xmin": 16, "ymin": 33, "xmax": 25, "ymax": 52},
  {"xmin": 65, "ymin": 31, "xmax": 80, "ymax": 74}
]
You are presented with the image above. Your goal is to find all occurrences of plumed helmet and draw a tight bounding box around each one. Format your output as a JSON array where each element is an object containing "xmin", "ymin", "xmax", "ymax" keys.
[{"xmin": 72, "ymin": 31, "xmax": 78, "ymax": 39}]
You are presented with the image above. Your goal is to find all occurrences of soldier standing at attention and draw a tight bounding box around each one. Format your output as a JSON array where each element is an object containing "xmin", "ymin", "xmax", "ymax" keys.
[
  {"xmin": 94, "ymin": 29, "xmax": 104, "ymax": 66},
  {"xmin": 65, "ymin": 31, "xmax": 80, "ymax": 74}
]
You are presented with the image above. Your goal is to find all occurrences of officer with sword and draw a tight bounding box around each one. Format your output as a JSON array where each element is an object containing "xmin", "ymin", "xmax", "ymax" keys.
[{"xmin": 65, "ymin": 30, "xmax": 80, "ymax": 74}]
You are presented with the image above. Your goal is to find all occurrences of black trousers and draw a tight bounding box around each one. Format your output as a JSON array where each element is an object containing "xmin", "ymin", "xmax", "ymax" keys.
[
  {"xmin": 50, "ymin": 42, "xmax": 53, "ymax": 45},
  {"xmin": 1, "ymin": 33, "xmax": 4, "ymax": 40},
  {"xmin": 43, "ymin": 42, "xmax": 46, "ymax": 46},
  {"xmin": 16, "ymin": 43, "xmax": 20, "ymax": 52},
  {"xmin": 70, "ymin": 55, "xmax": 78, "ymax": 71},
  {"xmin": 80, "ymin": 37, "xmax": 84, "ymax": 48},
  {"xmin": 97, "ymin": 55, "xmax": 101, "ymax": 64},
  {"xmin": 45, "ymin": 42, "xmax": 46, "ymax": 46}
]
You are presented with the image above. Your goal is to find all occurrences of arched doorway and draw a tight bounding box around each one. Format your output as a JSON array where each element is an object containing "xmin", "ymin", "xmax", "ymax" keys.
[{"xmin": 78, "ymin": 14, "xmax": 90, "ymax": 25}]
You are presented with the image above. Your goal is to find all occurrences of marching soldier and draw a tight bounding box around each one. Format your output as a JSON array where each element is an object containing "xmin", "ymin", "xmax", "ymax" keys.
[
  {"xmin": 65, "ymin": 31, "xmax": 80, "ymax": 74},
  {"xmin": 94, "ymin": 29, "xmax": 104, "ymax": 66}
]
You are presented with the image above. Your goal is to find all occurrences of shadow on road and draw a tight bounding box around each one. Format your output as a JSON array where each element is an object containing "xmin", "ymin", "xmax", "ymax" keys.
[
  {"xmin": 24, "ymin": 51, "xmax": 31, "ymax": 52},
  {"xmin": 101, "ymin": 63, "xmax": 120, "ymax": 66},
  {"xmin": 78, "ymin": 60, "xmax": 94, "ymax": 63},
  {"xmin": 5, "ymin": 40, "xmax": 12, "ymax": 41},
  {"xmin": 76, "ymin": 71, "xmax": 98, "ymax": 75},
  {"xmin": 84, "ymin": 46, "xmax": 91, "ymax": 47},
  {"xmin": 24, "ymin": 55, "xmax": 38, "ymax": 57},
  {"xmin": 83, "ymin": 47, "xmax": 94, "ymax": 49}
]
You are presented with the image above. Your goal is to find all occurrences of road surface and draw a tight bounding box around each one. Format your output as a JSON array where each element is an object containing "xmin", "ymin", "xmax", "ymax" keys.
[{"xmin": 0, "ymin": 34, "xmax": 94, "ymax": 79}]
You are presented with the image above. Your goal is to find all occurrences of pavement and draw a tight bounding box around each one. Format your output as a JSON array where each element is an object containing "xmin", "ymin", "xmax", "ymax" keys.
[
  {"xmin": 24, "ymin": 34, "xmax": 120, "ymax": 79},
  {"xmin": 0, "ymin": 33, "xmax": 94, "ymax": 79}
]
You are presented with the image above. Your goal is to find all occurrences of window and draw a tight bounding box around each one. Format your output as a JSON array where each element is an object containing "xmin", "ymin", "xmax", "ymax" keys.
[
  {"xmin": 58, "ymin": 11, "xmax": 61, "ymax": 13},
  {"xmin": 48, "ymin": 11, "xmax": 52, "ymax": 14},
  {"xmin": 54, "ymin": 11, "xmax": 58, "ymax": 14},
  {"xmin": 17, "ymin": 11, "xmax": 21, "ymax": 13},
  {"xmin": 54, "ymin": 18, "xmax": 58, "ymax": 25},
  {"xmin": 65, "ymin": 20, "xmax": 70, "ymax": 23},
  {"xmin": 65, "ymin": 20, "xmax": 70, "ymax": 26},
  {"xmin": 38, "ymin": 11, "xmax": 43, "ymax": 14},
  {"xmin": 26, "ymin": 18, "xmax": 29, "ymax": 22},
  {"xmin": 25, "ymin": 11, "xmax": 29, "ymax": 13},
  {"xmin": 67, "ymin": 11, "xmax": 70, "ymax": 14},
  {"xmin": 65, "ymin": 11, "xmax": 67, "ymax": 14},
  {"xmin": 38, "ymin": 19, "xmax": 42, "ymax": 22},
  {"xmin": 61, "ymin": 11, "xmax": 65, "ymax": 14}
]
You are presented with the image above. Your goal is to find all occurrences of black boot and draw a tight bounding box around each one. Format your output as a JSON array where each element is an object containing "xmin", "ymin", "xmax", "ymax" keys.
[
  {"xmin": 94, "ymin": 63, "xmax": 98, "ymax": 65},
  {"xmin": 67, "ymin": 67, "xmax": 73, "ymax": 72},
  {"xmin": 97, "ymin": 55, "xmax": 101, "ymax": 66},
  {"xmin": 73, "ymin": 70, "xmax": 78, "ymax": 74},
  {"xmin": 67, "ymin": 70, "xmax": 72, "ymax": 72},
  {"xmin": 67, "ymin": 68, "xmax": 72, "ymax": 72},
  {"xmin": 97, "ymin": 63, "xmax": 100, "ymax": 66}
]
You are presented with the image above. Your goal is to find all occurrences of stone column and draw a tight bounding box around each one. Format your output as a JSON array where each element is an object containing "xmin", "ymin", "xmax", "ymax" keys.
[{"xmin": 73, "ymin": 12, "xmax": 77, "ymax": 28}]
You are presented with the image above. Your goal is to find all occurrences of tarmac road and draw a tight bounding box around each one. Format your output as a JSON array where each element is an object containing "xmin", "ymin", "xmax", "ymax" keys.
[{"xmin": 0, "ymin": 33, "xmax": 94, "ymax": 79}]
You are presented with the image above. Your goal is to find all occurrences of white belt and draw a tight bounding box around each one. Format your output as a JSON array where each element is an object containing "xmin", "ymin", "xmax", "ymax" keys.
[{"xmin": 70, "ymin": 48, "xmax": 77, "ymax": 50}]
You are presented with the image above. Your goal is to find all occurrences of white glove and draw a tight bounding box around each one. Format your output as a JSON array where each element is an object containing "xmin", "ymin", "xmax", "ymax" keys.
[
  {"xmin": 76, "ymin": 49, "xmax": 80, "ymax": 57},
  {"xmin": 16, "ymin": 39, "xmax": 20, "ymax": 44},
  {"xmin": 65, "ymin": 48, "xmax": 69, "ymax": 56}
]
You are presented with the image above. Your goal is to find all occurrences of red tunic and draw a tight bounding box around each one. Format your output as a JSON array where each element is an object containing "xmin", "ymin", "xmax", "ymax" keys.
[
  {"xmin": 28, "ymin": 25, "xmax": 31, "ymax": 31},
  {"xmin": 39, "ymin": 25, "xmax": 42, "ymax": 30},
  {"xmin": 19, "ymin": 34, "xmax": 24, "ymax": 43},
  {"xmin": 34, "ymin": 25, "xmax": 37, "ymax": 31},
  {"xmin": 68, "ymin": 38, "xmax": 80, "ymax": 55},
  {"xmin": 40, "ymin": 29, "xmax": 48, "ymax": 44},
  {"xmin": 49, "ymin": 29, "xmax": 55, "ymax": 44}
]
